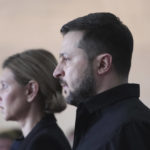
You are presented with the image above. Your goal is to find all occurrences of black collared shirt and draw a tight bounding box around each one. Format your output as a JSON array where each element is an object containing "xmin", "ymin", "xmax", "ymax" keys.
[{"xmin": 73, "ymin": 84, "xmax": 150, "ymax": 150}]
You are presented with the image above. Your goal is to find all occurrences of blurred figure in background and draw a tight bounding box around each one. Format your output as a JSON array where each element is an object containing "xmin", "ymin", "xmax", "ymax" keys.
[
  {"xmin": 0, "ymin": 129, "xmax": 22, "ymax": 150},
  {"xmin": 0, "ymin": 49, "xmax": 71, "ymax": 150}
]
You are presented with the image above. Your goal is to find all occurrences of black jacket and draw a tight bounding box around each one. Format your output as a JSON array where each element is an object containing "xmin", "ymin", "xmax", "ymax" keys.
[
  {"xmin": 11, "ymin": 114, "xmax": 71, "ymax": 150},
  {"xmin": 73, "ymin": 84, "xmax": 150, "ymax": 150}
]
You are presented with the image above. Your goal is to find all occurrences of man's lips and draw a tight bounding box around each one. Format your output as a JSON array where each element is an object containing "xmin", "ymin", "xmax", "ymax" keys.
[
  {"xmin": 60, "ymin": 80, "xmax": 67, "ymax": 87},
  {"xmin": 61, "ymin": 83, "xmax": 67, "ymax": 87}
]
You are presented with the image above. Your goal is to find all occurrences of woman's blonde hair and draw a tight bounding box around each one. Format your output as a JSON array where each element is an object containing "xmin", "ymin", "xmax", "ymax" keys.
[{"xmin": 2, "ymin": 49, "xmax": 66, "ymax": 113}]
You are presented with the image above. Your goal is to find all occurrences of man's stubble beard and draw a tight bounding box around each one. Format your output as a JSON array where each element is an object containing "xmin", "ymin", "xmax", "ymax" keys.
[{"xmin": 66, "ymin": 64, "xmax": 96, "ymax": 106}]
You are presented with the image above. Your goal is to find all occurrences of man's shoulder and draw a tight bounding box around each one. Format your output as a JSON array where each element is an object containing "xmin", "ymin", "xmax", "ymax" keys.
[{"xmin": 76, "ymin": 97, "xmax": 150, "ymax": 150}]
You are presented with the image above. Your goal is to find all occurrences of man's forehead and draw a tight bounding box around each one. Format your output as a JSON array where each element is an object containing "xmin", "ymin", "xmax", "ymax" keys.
[
  {"xmin": 62, "ymin": 31, "xmax": 84, "ymax": 45},
  {"xmin": 60, "ymin": 31, "xmax": 84, "ymax": 56},
  {"xmin": 64, "ymin": 30, "xmax": 84, "ymax": 37}
]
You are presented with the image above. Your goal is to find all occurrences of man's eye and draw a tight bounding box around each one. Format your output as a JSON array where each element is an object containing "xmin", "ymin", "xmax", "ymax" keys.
[{"xmin": 63, "ymin": 57, "xmax": 70, "ymax": 61}]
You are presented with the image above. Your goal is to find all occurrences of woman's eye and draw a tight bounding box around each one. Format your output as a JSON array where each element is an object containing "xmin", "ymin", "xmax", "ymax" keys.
[{"xmin": 0, "ymin": 82, "xmax": 8, "ymax": 90}]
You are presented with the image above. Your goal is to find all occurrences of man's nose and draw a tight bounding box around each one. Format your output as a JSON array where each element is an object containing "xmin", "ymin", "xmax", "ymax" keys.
[{"xmin": 53, "ymin": 65, "xmax": 65, "ymax": 78}]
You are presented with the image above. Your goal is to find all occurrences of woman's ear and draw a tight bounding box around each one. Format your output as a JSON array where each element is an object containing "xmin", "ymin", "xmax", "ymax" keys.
[
  {"xmin": 25, "ymin": 80, "xmax": 39, "ymax": 103},
  {"xmin": 95, "ymin": 53, "xmax": 112, "ymax": 75}
]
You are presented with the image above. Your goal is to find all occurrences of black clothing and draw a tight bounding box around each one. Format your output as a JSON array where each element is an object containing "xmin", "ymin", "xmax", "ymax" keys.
[
  {"xmin": 73, "ymin": 84, "xmax": 150, "ymax": 150},
  {"xmin": 11, "ymin": 114, "xmax": 71, "ymax": 150}
]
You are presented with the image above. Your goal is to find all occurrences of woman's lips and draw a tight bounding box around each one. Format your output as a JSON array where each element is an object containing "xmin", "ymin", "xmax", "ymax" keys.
[{"xmin": 0, "ymin": 106, "xmax": 4, "ymax": 109}]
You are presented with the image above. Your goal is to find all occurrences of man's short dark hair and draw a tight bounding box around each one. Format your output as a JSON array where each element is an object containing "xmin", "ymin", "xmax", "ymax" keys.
[{"xmin": 61, "ymin": 12, "xmax": 133, "ymax": 77}]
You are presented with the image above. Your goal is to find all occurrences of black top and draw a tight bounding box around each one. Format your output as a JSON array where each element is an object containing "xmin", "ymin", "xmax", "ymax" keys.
[
  {"xmin": 73, "ymin": 84, "xmax": 150, "ymax": 150},
  {"xmin": 11, "ymin": 114, "xmax": 71, "ymax": 150}
]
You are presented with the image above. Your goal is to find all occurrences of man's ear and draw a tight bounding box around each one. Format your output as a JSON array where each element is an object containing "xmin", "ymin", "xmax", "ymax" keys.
[
  {"xmin": 95, "ymin": 53, "xmax": 112, "ymax": 75},
  {"xmin": 25, "ymin": 80, "xmax": 39, "ymax": 103}
]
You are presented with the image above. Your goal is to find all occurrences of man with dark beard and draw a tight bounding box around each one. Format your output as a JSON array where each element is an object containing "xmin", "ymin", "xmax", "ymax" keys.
[{"xmin": 53, "ymin": 12, "xmax": 150, "ymax": 150}]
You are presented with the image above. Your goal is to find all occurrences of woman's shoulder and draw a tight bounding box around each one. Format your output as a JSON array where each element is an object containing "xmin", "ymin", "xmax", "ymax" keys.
[{"xmin": 25, "ymin": 126, "xmax": 71, "ymax": 150}]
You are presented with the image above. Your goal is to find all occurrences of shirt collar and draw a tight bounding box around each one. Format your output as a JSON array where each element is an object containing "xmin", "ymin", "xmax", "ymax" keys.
[{"xmin": 79, "ymin": 83, "xmax": 140, "ymax": 114}]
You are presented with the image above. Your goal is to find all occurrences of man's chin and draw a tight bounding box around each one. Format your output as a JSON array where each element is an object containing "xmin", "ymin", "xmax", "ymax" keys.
[
  {"xmin": 64, "ymin": 94, "xmax": 73, "ymax": 105},
  {"xmin": 64, "ymin": 92, "xmax": 80, "ymax": 106},
  {"xmin": 66, "ymin": 98, "xmax": 77, "ymax": 106}
]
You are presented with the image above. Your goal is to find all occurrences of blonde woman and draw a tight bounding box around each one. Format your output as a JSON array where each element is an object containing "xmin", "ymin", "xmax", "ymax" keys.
[{"xmin": 0, "ymin": 49, "xmax": 71, "ymax": 150}]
